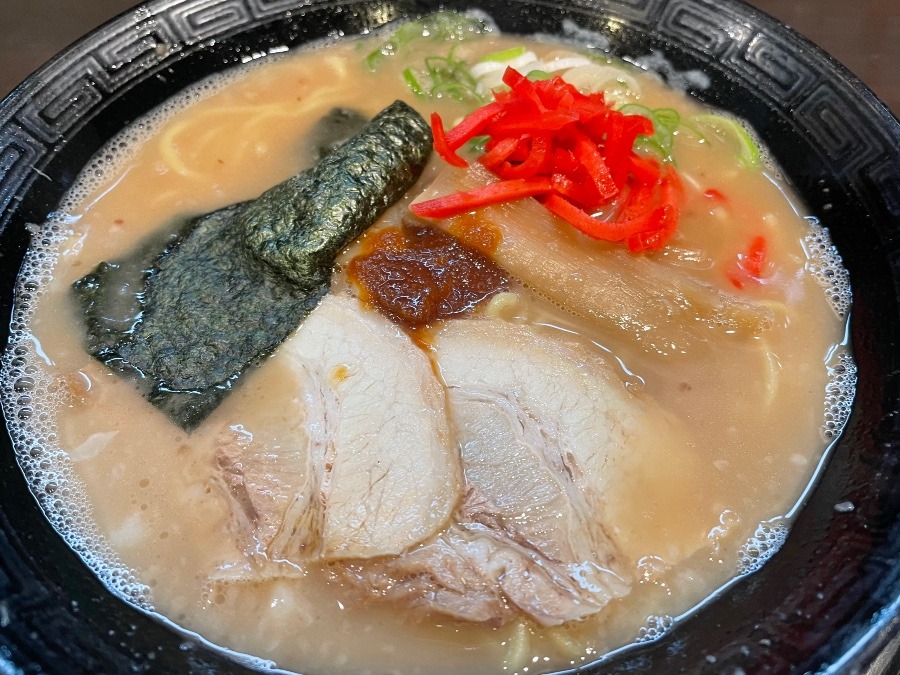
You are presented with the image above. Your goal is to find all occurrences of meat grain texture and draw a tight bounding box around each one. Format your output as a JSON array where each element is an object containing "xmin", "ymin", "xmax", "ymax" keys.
[
  {"xmin": 215, "ymin": 294, "xmax": 460, "ymax": 562},
  {"xmin": 214, "ymin": 297, "xmax": 694, "ymax": 625}
]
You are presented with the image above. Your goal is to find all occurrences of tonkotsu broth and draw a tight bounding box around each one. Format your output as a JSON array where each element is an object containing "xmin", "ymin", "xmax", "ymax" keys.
[{"xmin": 3, "ymin": 23, "xmax": 854, "ymax": 675}]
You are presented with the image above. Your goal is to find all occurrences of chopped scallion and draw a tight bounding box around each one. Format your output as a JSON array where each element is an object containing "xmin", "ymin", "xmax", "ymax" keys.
[
  {"xmin": 365, "ymin": 11, "xmax": 490, "ymax": 70},
  {"xmin": 619, "ymin": 103, "xmax": 677, "ymax": 161},
  {"xmin": 403, "ymin": 68, "xmax": 425, "ymax": 96},
  {"xmin": 653, "ymin": 108, "xmax": 680, "ymax": 132},
  {"xmin": 401, "ymin": 48, "xmax": 485, "ymax": 103},
  {"xmin": 478, "ymin": 46, "xmax": 527, "ymax": 63},
  {"xmin": 691, "ymin": 114, "xmax": 761, "ymax": 168}
]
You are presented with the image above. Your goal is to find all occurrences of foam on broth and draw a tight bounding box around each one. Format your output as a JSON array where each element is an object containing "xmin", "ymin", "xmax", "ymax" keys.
[{"xmin": 1, "ymin": 24, "xmax": 855, "ymax": 675}]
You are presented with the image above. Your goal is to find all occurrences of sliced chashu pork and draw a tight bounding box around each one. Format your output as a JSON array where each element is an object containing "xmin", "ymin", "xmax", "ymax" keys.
[
  {"xmin": 412, "ymin": 165, "xmax": 773, "ymax": 358},
  {"xmin": 214, "ymin": 294, "xmax": 461, "ymax": 562},
  {"xmin": 343, "ymin": 318, "xmax": 670, "ymax": 626},
  {"xmin": 214, "ymin": 300, "xmax": 706, "ymax": 627}
]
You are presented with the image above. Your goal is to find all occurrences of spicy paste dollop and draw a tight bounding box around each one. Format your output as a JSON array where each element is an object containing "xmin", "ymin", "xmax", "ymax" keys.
[{"xmin": 347, "ymin": 222, "xmax": 508, "ymax": 328}]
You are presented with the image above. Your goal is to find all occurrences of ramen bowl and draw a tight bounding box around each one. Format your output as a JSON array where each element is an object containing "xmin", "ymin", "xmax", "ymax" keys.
[{"xmin": 0, "ymin": 0, "xmax": 898, "ymax": 672}]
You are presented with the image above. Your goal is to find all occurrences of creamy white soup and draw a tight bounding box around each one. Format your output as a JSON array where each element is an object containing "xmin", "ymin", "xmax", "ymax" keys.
[{"xmin": 1, "ymin": 14, "xmax": 854, "ymax": 674}]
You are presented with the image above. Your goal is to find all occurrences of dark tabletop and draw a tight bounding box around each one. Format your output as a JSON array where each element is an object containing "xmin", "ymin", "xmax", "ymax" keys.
[{"xmin": 0, "ymin": 0, "xmax": 897, "ymax": 116}]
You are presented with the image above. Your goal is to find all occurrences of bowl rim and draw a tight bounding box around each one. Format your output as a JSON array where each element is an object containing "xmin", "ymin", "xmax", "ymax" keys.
[{"xmin": 0, "ymin": 0, "xmax": 899, "ymax": 673}]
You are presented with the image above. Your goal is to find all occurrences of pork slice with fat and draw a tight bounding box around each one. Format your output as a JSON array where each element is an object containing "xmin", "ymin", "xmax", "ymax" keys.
[
  {"xmin": 342, "ymin": 318, "xmax": 668, "ymax": 626},
  {"xmin": 213, "ymin": 294, "xmax": 461, "ymax": 564},
  {"xmin": 412, "ymin": 165, "xmax": 774, "ymax": 358}
]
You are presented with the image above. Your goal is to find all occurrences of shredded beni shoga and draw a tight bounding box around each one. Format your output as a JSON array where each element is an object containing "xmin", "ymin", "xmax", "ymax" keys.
[
  {"xmin": 365, "ymin": 13, "xmax": 769, "ymax": 277},
  {"xmin": 411, "ymin": 66, "xmax": 682, "ymax": 252}
]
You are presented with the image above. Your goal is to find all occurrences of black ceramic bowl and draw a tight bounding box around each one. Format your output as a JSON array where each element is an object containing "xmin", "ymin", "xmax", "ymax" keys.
[{"xmin": 1, "ymin": 0, "xmax": 899, "ymax": 673}]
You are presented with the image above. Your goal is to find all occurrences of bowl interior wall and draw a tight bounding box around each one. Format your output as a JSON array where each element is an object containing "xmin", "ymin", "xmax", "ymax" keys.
[{"xmin": 1, "ymin": 0, "xmax": 898, "ymax": 672}]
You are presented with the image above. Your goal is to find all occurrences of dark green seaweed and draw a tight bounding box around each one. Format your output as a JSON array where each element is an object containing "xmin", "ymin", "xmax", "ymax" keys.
[
  {"xmin": 72, "ymin": 101, "xmax": 432, "ymax": 431},
  {"xmin": 74, "ymin": 206, "xmax": 323, "ymax": 429},
  {"xmin": 304, "ymin": 107, "xmax": 369, "ymax": 162},
  {"xmin": 242, "ymin": 101, "xmax": 432, "ymax": 288}
]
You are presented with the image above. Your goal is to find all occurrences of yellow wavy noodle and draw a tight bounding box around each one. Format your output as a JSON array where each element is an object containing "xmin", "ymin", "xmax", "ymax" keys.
[
  {"xmin": 160, "ymin": 87, "xmax": 359, "ymax": 180},
  {"xmin": 239, "ymin": 89, "xmax": 350, "ymax": 136},
  {"xmin": 750, "ymin": 298, "xmax": 791, "ymax": 407},
  {"xmin": 324, "ymin": 54, "xmax": 348, "ymax": 79},
  {"xmin": 755, "ymin": 298, "xmax": 791, "ymax": 321},
  {"xmin": 149, "ymin": 188, "xmax": 182, "ymax": 211},
  {"xmin": 546, "ymin": 626, "xmax": 587, "ymax": 658},
  {"xmin": 157, "ymin": 104, "xmax": 287, "ymax": 177},
  {"xmin": 159, "ymin": 53, "xmax": 355, "ymax": 180},
  {"xmin": 760, "ymin": 342, "xmax": 782, "ymax": 407},
  {"xmin": 159, "ymin": 116, "xmax": 216, "ymax": 181},
  {"xmin": 503, "ymin": 621, "xmax": 531, "ymax": 672}
]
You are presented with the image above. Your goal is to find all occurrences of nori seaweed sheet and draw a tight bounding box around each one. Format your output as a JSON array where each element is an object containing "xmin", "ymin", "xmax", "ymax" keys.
[
  {"xmin": 304, "ymin": 107, "xmax": 369, "ymax": 162},
  {"xmin": 72, "ymin": 101, "xmax": 431, "ymax": 431},
  {"xmin": 242, "ymin": 101, "xmax": 432, "ymax": 288}
]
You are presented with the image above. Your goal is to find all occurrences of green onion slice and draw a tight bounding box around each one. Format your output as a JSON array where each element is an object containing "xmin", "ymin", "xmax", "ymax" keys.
[
  {"xmin": 692, "ymin": 114, "xmax": 761, "ymax": 168},
  {"xmin": 477, "ymin": 46, "xmax": 527, "ymax": 63}
]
